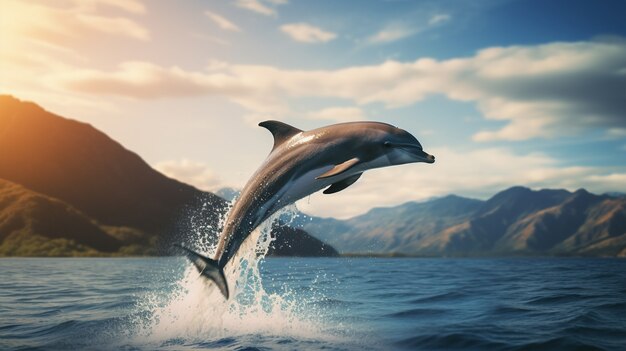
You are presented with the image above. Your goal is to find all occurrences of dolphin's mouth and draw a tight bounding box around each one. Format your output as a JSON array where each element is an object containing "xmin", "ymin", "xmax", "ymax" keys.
[
  {"xmin": 415, "ymin": 151, "xmax": 435, "ymax": 164},
  {"xmin": 408, "ymin": 148, "xmax": 435, "ymax": 163},
  {"xmin": 388, "ymin": 142, "xmax": 435, "ymax": 163}
]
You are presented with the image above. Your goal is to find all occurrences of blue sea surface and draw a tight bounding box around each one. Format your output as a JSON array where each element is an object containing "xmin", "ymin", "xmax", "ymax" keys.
[{"xmin": 1, "ymin": 257, "xmax": 625, "ymax": 350}]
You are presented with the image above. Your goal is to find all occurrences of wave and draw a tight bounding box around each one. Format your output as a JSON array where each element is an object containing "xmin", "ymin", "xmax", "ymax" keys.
[
  {"xmin": 385, "ymin": 307, "xmax": 449, "ymax": 318},
  {"xmin": 396, "ymin": 332, "xmax": 508, "ymax": 350},
  {"xmin": 125, "ymin": 203, "xmax": 350, "ymax": 349},
  {"xmin": 489, "ymin": 305, "xmax": 535, "ymax": 315},
  {"xmin": 526, "ymin": 293, "xmax": 590, "ymax": 305},
  {"xmin": 506, "ymin": 336, "xmax": 606, "ymax": 351},
  {"xmin": 408, "ymin": 291, "xmax": 469, "ymax": 304}
]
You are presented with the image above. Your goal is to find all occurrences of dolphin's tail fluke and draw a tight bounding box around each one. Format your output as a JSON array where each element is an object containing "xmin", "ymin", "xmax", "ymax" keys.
[{"xmin": 174, "ymin": 244, "xmax": 229, "ymax": 299}]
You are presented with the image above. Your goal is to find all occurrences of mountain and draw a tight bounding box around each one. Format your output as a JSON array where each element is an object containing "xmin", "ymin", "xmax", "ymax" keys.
[
  {"xmin": 299, "ymin": 187, "xmax": 626, "ymax": 257},
  {"xmin": 432, "ymin": 188, "xmax": 626, "ymax": 256},
  {"xmin": 0, "ymin": 95, "xmax": 225, "ymax": 235},
  {"xmin": 299, "ymin": 195, "xmax": 482, "ymax": 253},
  {"xmin": 0, "ymin": 96, "xmax": 337, "ymax": 256},
  {"xmin": 268, "ymin": 225, "xmax": 338, "ymax": 257},
  {"xmin": 0, "ymin": 178, "xmax": 121, "ymax": 256}
]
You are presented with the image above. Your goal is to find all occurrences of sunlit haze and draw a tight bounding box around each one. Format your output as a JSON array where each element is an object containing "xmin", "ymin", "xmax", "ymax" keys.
[{"xmin": 1, "ymin": 0, "xmax": 625, "ymax": 218}]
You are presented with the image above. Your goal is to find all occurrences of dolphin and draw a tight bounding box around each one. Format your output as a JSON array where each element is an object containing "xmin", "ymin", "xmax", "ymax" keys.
[{"xmin": 178, "ymin": 120, "xmax": 435, "ymax": 299}]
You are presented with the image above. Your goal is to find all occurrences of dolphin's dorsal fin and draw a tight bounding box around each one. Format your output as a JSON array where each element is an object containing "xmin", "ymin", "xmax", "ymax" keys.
[
  {"xmin": 258, "ymin": 120, "xmax": 302, "ymax": 152},
  {"xmin": 316, "ymin": 158, "xmax": 360, "ymax": 179},
  {"xmin": 323, "ymin": 173, "xmax": 362, "ymax": 194}
]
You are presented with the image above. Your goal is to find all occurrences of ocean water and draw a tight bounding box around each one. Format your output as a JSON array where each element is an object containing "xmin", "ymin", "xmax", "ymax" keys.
[{"xmin": 1, "ymin": 256, "xmax": 625, "ymax": 351}]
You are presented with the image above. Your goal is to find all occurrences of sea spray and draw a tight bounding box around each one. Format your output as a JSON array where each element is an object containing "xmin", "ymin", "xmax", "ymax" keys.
[{"xmin": 132, "ymin": 199, "xmax": 332, "ymax": 347}]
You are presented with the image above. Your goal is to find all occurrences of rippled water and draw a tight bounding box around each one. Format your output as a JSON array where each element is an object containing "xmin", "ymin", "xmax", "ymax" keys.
[{"xmin": 1, "ymin": 256, "xmax": 625, "ymax": 350}]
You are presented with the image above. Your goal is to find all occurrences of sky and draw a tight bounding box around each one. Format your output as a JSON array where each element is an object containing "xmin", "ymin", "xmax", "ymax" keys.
[{"xmin": 1, "ymin": 0, "xmax": 625, "ymax": 218}]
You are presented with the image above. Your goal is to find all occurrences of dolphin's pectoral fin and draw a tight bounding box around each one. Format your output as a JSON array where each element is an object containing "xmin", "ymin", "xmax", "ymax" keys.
[
  {"xmin": 259, "ymin": 120, "xmax": 303, "ymax": 152},
  {"xmin": 323, "ymin": 173, "xmax": 362, "ymax": 194},
  {"xmin": 316, "ymin": 158, "xmax": 360, "ymax": 179},
  {"xmin": 174, "ymin": 244, "xmax": 229, "ymax": 299}
]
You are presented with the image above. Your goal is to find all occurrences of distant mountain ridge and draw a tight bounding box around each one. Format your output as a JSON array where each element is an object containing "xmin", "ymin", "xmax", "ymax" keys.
[
  {"xmin": 0, "ymin": 95, "xmax": 337, "ymax": 257},
  {"xmin": 298, "ymin": 187, "xmax": 626, "ymax": 257}
]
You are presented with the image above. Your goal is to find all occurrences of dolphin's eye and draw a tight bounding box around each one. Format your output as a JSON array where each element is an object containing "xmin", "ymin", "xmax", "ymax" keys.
[{"xmin": 383, "ymin": 141, "xmax": 391, "ymax": 147}]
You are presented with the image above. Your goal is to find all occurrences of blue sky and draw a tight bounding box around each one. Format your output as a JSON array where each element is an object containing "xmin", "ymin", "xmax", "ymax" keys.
[{"xmin": 1, "ymin": 0, "xmax": 625, "ymax": 218}]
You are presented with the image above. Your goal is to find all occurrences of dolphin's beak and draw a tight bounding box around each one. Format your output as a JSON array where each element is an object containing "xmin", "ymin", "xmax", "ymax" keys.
[
  {"xmin": 415, "ymin": 149, "xmax": 435, "ymax": 164},
  {"xmin": 387, "ymin": 142, "xmax": 435, "ymax": 164},
  {"xmin": 397, "ymin": 144, "xmax": 435, "ymax": 163}
]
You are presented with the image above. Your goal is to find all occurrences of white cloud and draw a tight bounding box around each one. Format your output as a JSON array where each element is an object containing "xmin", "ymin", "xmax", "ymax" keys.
[
  {"xmin": 607, "ymin": 128, "xmax": 626, "ymax": 138},
  {"xmin": 190, "ymin": 32, "xmax": 231, "ymax": 46},
  {"xmin": 80, "ymin": 0, "xmax": 146, "ymax": 14},
  {"xmin": 56, "ymin": 40, "xmax": 626, "ymax": 141},
  {"xmin": 236, "ymin": 0, "xmax": 276, "ymax": 16},
  {"xmin": 429, "ymin": 13, "xmax": 451, "ymax": 26},
  {"xmin": 307, "ymin": 106, "xmax": 365, "ymax": 122},
  {"xmin": 154, "ymin": 159, "xmax": 226, "ymax": 192},
  {"xmin": 368, "ymin": 13, "xmax": 450, "ymax": 44},
  {"xmin": 77, "ymin": 14, "xmax": 150, "ymax": 40},
  {"xmin": 57, "ymin": 61, "xmax": 256, "ymax": 99},
  {"xmin": 581, "ymin": 173, "xmax": 626, "ymax": 191},
  {"xmin": 280, "ymin": 23, "xmax": 337, "ymax": 43},
  {"xmin": 0, "ymin": 0, "xmax": 150, "ymax": 47},
  {"xmin": 368, "ymin": 26, "xmax": 414, "ymax": 44},
  {"xmin": 204, "ymin": 10, "xmax": 241, "ymax": 32}
]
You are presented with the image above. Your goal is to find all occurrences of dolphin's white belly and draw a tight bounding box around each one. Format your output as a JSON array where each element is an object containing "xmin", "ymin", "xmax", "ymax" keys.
[
  {"xmin": 354, "ymin": 155, "xmax": 392, "ymax": 172},
  {"xmin": 283, "ymin": 165, "xmax": 334, "ymax": 202},
  {"xmin": 261, "ymin": 156, "xmax": 393, "ymax": 219},
  {"xmin": 267, "ymin": 165, "xmax": 334, "ymax": 210},
  {"xmin": 278, "ymin": 156, "xmax": 393, "ymax": 205}
]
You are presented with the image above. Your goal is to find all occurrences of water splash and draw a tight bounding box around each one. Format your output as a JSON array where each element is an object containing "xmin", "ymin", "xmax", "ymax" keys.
[{"xmin": 131, "ymin": 200, "xmax": 335, "ymax": 347}]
